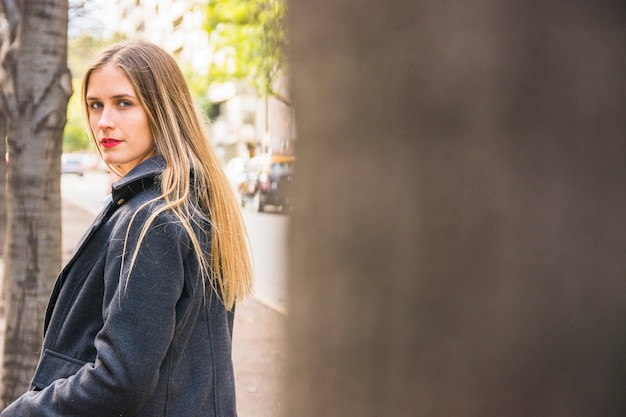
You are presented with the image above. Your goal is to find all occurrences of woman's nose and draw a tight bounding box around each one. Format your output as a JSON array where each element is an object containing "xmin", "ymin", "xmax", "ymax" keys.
[{"xmin": 97, "ymin": 107, "xmax": 115, "ymax": 130}]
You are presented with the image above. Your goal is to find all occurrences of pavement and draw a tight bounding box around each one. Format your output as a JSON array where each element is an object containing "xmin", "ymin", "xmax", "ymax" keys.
[{"xmin": 0, "ymin": 199, "xmax": 287, "ymax": 417}]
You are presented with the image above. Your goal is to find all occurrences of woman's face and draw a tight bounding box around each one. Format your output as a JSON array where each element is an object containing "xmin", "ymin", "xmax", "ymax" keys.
[{"xmin": 85, "ymin": 64, "xmax": 156, "ymax": 177}]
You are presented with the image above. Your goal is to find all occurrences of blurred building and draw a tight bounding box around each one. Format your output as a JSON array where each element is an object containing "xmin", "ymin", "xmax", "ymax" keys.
[
  {"xmin": 113, "ymin": 0, "xmax": 211, "ymax": 75},
  {"xmin": 103, "ymin": 0, "xmax": 295, "ymax": 162}
]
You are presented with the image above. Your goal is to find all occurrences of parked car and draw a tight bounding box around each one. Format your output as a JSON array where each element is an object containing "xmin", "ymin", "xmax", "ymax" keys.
[
  {"xmin": 61, "ymin": 153, "xmax": 85, "ymax": 176},
  {"xmin": 238, "ymin": 154, "xmax": 295, "ymax": 213},
  {"xmin": 257, "ymin": 155, "xmax": 295, "ymax": 213}
]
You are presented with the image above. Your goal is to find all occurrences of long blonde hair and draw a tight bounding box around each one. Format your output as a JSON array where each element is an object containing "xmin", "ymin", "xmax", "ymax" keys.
[{"xmin": 81, "ymin": 40, "xmax": 253, "ymax": 309}]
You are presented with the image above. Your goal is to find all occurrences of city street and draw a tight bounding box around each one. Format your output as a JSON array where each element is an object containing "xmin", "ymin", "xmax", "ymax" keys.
[{"xmin": 61, "ymin": 170, "xmax": 289, "ymax": 313}]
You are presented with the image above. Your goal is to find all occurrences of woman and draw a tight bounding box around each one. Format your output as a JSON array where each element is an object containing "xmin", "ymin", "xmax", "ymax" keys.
[{"xmin": 1, "ymin": 41, "xmax": 254, "ymax": 416}]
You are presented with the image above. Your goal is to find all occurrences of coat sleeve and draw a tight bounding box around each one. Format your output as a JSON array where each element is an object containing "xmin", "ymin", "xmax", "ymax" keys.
[{"xmin": 1, "ymin": 206, "xmax": 195, "ymax": 416}]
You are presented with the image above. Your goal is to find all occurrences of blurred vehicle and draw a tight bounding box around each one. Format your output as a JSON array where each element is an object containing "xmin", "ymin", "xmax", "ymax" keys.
[
  {"xmin": 61, "ymin": 153, "xmax": 85, "ymax": 176},
  {"xmin": 239, "ymin": 154, "xmax": 295, "ymax": 213},
  {"xmin": 257, "ymin": 155, "xmax": 295, "ymax": 213}
]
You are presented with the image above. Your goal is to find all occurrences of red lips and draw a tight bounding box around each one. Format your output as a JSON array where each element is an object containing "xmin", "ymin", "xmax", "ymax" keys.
[{"xmin": 101, "ymin": 138, "xmax": 122, "ymax": 148}]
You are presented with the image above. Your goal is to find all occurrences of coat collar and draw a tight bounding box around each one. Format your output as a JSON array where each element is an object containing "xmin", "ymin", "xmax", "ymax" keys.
[{"xmin": 110, "ymin": 155, "xmax": 166, "ymax": 207}]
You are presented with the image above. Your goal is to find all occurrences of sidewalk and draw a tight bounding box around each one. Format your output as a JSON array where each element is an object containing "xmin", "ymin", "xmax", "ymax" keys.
[{"xmin": 1, "ymin": 199, "xmax": 286, "ymax": 417}]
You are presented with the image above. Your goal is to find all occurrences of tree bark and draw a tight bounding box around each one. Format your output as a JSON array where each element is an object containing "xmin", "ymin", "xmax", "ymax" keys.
[
  {"xmin": 0, "ymin": 114, "xmax": 6, "ymax": 257},
  {"xmin": 0, "ymin": 0, "xmax": 71, "ymax": 405},
  {"xmin": 0, "ymin": 114, "xmax": 6, "ymax": 314},
  {"xmin": 287, "ymin": 1, "xmax": 625, "ymax": 416},
  {"xmin": 0, "ymin": 0, "xmax": 12, "ymax": 258}
]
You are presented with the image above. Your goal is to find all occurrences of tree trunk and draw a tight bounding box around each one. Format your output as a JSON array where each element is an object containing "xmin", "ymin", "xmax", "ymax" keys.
[
  {"xmin": 0, "ymin": 114, "xmax": 6, "ymax": 318},
  {"xmin": 0, "ymin": 0, "xmax": 12, "ymax": 259},
  {"xmin": 287, "ymin": 1, "xmax": 625, "ymax": 416},
  {"xmin": 0, "ymin": 0, "xmax": 71, "ymax": 405},
  {"xmin": 0, "ymin": 114, "xmax": 6, "ymax": 256}
]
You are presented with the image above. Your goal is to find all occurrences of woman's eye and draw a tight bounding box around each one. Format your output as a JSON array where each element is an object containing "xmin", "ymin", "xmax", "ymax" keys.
[
  {"xmin": 119, "ymin": 100, "xmax": 132, "ymax": 107},
  {"xmin": 88, "ymin": 102, "xmax": 103, "ymax": 110}
]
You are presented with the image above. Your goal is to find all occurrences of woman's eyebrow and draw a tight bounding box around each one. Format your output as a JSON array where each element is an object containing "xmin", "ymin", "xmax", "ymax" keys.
[{"xmin": 86, "ymin": 93, "xmax": 137, "ymax": 100}]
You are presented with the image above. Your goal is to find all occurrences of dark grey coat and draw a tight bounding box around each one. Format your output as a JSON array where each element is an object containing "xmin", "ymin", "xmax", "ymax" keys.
[{"xmin": 1, "ymin": 157, "xmax": 237, "ymax": 416}]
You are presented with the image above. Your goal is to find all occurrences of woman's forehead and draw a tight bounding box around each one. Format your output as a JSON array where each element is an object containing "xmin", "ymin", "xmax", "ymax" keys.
[{"xmin": 86, "ymin": 64, "xmax": 136, "ymax": 98}]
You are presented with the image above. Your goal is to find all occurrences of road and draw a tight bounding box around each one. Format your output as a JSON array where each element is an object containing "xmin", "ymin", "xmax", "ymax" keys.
[{"xmin": 61, "ymin": 171, "xmax": 289, "ymax": 313}]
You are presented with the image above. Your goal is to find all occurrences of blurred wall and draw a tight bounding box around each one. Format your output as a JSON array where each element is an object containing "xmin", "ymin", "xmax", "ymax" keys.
[{"xmin": 286, "ymin": 1, "xmax": 625, "ymax": 416}]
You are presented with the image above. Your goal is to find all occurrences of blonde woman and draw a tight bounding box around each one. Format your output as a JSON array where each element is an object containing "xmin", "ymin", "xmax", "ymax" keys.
[{"xmin": 1, "ymin": 41, "xmax": 253, "ymax": 416}]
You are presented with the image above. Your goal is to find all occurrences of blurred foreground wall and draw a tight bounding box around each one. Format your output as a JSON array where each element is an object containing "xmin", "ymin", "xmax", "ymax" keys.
[{"xmin": 286, "ymin": 1, "xmax": 625, "ymax": 416}]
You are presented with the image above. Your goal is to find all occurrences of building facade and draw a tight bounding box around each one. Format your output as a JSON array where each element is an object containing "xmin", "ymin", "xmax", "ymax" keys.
[{"xmin": 100, "ymin": 0, "xmax": 294, "ymax": 162}]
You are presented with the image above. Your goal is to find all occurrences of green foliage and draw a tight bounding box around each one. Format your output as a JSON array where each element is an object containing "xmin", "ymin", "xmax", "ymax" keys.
[
  {"xmin": 63, "ymin": 123, "xmax": 89, "ymax": 153},
  {"xmin": 205, "ymin": 0, "xmax": 287, "ymax": 96},
  {"xmin": 62, "ymin": 80, "xmax": 90, "ymax": 152}
]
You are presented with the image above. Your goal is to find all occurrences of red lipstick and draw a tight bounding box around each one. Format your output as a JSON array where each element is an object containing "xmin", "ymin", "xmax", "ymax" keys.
[{"xmin": 101, "ymin": 138, "xmax": 122, "ymax": 148}]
